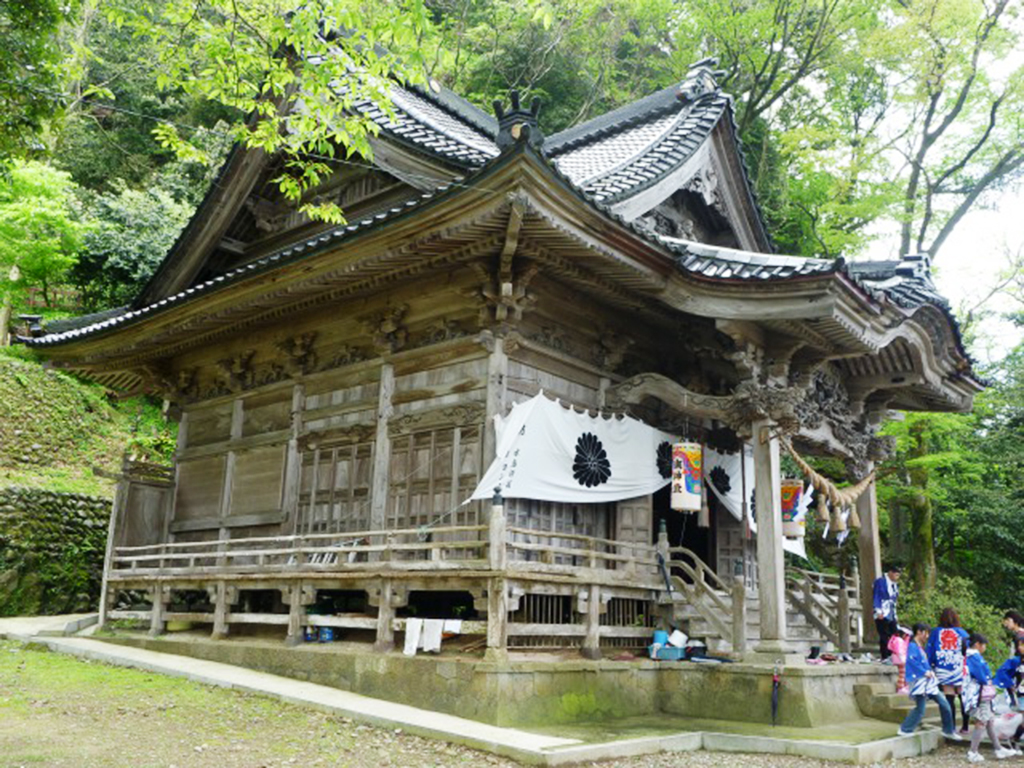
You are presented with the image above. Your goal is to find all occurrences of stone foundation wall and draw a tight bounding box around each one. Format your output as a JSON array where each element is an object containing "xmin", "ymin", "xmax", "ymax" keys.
[
  {"xmin": 0, "ymin": 487, "xmax": 110, "ymax": 615},
  {"xmin": 101, "ymin": 634, "xmax": 895, "ymax": 728}
]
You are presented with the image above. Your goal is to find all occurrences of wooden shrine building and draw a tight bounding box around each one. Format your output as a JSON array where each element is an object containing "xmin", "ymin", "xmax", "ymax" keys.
[{"xmin": 26, "ymin": 61, "xmax": 981, "ymax": 661}]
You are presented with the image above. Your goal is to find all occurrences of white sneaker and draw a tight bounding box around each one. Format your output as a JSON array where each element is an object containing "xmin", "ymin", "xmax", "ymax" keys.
[
  {"xmin": 967, "ymin": 751, "xmax": 986, "ymax": 763},
  {"xmin": 898, "ymin": 728, "xmax": 913, "ymax": 736},
  {"xmin": 995, "ymin": 747, "xmax": 1015, "ymax": 760},
  {"xmin": 946, "ymin": 732, "xmax": 964, "ymax": 742}
]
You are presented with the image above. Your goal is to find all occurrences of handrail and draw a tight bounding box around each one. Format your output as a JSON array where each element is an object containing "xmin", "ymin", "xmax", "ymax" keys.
[
  {"xmin": 114, "ymin": 525, "xmax": 489, "ymax": 554},
  {"xmin": 663, "ymin": 546, "xmax": 735, "ymax": 648},
  {"xmin": 785, "ymin": 566, "xmax": 860, "ymax": 649}
]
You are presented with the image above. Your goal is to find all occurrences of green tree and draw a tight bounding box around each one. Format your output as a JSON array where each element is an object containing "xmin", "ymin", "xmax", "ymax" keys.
[
  {"xmin": 0, "ymin": 161, "xmax": 84, "ymax": 344},
  {"xmin": 73, "ymin": 183, "xmax": 193, "ymax": 310},
  {"xmin": 0, "ymin": 0, "xmax": 74, "ymax": 163},
  {"xmin": 104, "ymin": 0, "xmax": 438, "ymax": 223}
]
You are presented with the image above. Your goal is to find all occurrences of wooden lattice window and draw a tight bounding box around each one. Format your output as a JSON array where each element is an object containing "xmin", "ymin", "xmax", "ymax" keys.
[
  {"xmin": 298, "ymin": 439, "xmax": 375, "ymax": 534},
  {"xmin": 386, "ymin": 425, "xmax": 482, "ymax": 532}
]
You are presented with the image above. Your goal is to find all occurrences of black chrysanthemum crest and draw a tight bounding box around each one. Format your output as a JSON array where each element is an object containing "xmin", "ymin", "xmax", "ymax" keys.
[
  {"xmin": 656, "ymin": 441, "xmax": 672, "ymax": 480},
  {"xmin": 749, "ymin": 488, "xmax": 757, "ymax": 522},
  {"xmin": 710, "ymin": 465, "xmax": 731, "ymax": 495},
  {"xmin": 573, "ymin": 432, "xmax": 612, "ymax": 487}
]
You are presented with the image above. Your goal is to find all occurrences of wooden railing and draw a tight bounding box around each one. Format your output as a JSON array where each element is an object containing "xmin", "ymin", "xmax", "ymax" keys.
[
  {"xmin": 111, "ymin": 525, "xmax": 490, "ymax": 575},
  {"xmin": 785, "ymin": 566, "xmax": 861, "ymax": 652},
  {"xmin": 505, "ymin": 527, "xmax": 661, "ymax": 576},
  {"xmin": 664, "ymin": 546, "xmax": 743, "ymax": 651}
]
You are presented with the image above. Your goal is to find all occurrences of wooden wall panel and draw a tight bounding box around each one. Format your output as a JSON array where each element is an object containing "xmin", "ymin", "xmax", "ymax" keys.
[
  {"xmin": 175, "ymin": 457, "xmax": 226, "ymax": 520},
  {"xmin": 186, "ymin": 405, "xmax": 232, "ymax": 447},
  {"xmin": 121, "ymin": 484, "xmax": 170, "ymax": 547},
  {"xmin": 242, "ymin": 392, "xmax": 291, "ymax": 436},
  {"xmin": 230, "ymin": 445, "xmax": 286, "ymax": 516}
]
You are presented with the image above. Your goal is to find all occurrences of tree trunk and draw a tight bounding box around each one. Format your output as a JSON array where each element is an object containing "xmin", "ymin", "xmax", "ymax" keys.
[
  {"xmin": 907, "ymin": 423, "xmax": 937, "ymax": 594},
  {"xmin": 0, "ymin": 295, "xmax": 11, "ymax": 347}
]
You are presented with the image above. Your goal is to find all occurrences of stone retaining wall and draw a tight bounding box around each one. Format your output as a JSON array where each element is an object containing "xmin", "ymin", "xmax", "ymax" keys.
[{"xmin": 0, "ymin": 487, "xmax": 110, "ymax": 615}]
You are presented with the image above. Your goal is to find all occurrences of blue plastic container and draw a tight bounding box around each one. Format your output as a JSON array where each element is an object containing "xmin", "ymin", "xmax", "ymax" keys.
[
  {"xmin": 318, "ymin": 627, "xmax": 335, "ymax": 643},
  {"xmin": 304, "ymin": 626, "xmax": 318, "ymax": 642},
  {"xmin": 653, "ymin": 630, "xmax": 669, "ymax": 646}
]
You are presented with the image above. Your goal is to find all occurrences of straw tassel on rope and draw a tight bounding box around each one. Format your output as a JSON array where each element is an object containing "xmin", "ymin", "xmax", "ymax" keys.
[{"xmin": 780, "ymin": 439, "xmax": 874, "ymax": 528}]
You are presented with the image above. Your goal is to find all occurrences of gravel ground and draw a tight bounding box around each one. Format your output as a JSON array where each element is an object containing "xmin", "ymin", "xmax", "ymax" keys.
[{"xmin": 0, "ymin": 641, "xmax": 984, "ymax": 767}]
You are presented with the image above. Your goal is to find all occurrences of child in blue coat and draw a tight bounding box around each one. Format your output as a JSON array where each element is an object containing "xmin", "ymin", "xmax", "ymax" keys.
[
  {"xmin": 898, "ymin": 623, "xmax": 956, "ymax": 739},
  {"xmin": 965, "ymin": 633, "xmax": 1014, "ymax": 762}
]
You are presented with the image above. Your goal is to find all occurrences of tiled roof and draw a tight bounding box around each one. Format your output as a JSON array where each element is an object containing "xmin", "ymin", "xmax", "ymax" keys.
[
  {"xmin": 357, "ymin": 82, "xmax": 500, "ymax": 167},
  {"xmin": 548, "ymin": 65, "xmax": 729, "ymax": 204},
  {"xmin": 26, "ymin": 183, "xmax": 457, "ymax": 347},
  {"xmin": 662, "ymin": 238, "xmax": 834, "ymax": 280},
  {"xmin": 663, "ymin": 238, "xmax": 953, "ymax": 321}
]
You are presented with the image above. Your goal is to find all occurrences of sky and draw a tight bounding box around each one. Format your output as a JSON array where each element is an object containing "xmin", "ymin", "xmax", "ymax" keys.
[{"xmin": 860, "ymin": 184, "xmax": 1024, "ymax": 367}]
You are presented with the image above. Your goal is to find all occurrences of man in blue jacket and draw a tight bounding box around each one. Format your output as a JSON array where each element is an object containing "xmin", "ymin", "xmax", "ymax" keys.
[{"xmin": 873, "ymin": 564, "xmax": 901, "ymax": 661}]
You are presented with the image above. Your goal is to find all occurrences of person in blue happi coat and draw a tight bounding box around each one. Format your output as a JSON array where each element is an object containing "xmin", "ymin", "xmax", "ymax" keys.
[
  {"xmin": 964, "ymin": 633, "xmax": 1014, "ymax": 762},
  {"xmin": 926, "ymin": 608, "xmax": 970, "ymax": 732},
  {"xmin": 898, "ymin": 622, "xmax": 957, "ymax": 739},
  {"xmin": 872, "ymin": 564, "xmax": 901, "ymax": 661}
]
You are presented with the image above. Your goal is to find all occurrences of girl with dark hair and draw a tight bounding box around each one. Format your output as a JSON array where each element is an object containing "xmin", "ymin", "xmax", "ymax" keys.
[{"xmin": 926, "ymin": 607, "xmax": 970, "ymax": 733}]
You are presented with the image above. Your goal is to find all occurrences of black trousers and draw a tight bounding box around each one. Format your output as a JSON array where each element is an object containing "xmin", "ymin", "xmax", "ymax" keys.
[{"xmin": 876, "ymin": 618, "xmax": 897, "ymax": 659}]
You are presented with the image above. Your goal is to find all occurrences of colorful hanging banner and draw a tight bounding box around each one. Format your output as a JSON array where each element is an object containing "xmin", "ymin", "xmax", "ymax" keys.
[
  {"xmin": 671, "ymin": 442, "xmax": 702, "ymax": 511},
  {"xmin": 780, "ymin": 478, "xmax": 805, "ymax": 538}
]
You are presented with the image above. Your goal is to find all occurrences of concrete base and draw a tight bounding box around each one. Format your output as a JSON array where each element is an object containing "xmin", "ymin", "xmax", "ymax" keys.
[
  {"xmin": 93, "ymin": 630, "xmax": 898, "ymax": 729},
  {"xmin": 742, "ymin": 651, "xmax": 807, "ymax": 665}
]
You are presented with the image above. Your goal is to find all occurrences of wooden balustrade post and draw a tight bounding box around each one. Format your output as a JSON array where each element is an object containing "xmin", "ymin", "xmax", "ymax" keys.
[
  {"xmin": 148, "ymin": 584, "xmax": 167, "ymax": 637},
  {"xmin": 732, "ymin": 576, "xmax": 747, "ymax": 654},
  {"xmin": 582, "ymin": 584, "xmax": 603, "ymax": 660},
  {"xmin": 209, "ymin": 582, "xmax": 233, "ymax": 640},
  {"xmin": 284, "ymin": 584, "xmax": 314, "ymax": 646},
  {"xmin": 374, "ymin": 578, "xmax": 396, "ymax": 652},
  {"xmin": 838, "ymin": 574, "xmax": 852, "ymax": 653},
  {"xmin": 803, "ymin": 578, "xmax": 814, "ymax": 619},
  {"xmin": 98, "ymin": 475, "xmax": 128, "ymax": 630},
  {"xmin": 484, "ymin": 577, "xmax": 508, "ymax": 663},
  {"xmin": 488, "ymin": 488, "xmax": 507, "ymax": 572}
]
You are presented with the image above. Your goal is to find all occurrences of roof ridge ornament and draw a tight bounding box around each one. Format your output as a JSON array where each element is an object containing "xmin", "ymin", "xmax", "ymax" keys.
[
  {"xmin": 494, "ymin": 91, "xmax": 544, "ymax": 152},
  {"xmin": 896, "ymin": 252, "xmax": 932, "ymax": 280},
  {"xmin": 677, "ymin": 58, "xmax": 721, "ymax": 103}
]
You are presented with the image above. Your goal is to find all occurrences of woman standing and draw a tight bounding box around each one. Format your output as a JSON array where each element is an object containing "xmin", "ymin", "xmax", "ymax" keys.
[{"xmin": 926, "ymin": 607, "xmax": 971, "ymax": 733}]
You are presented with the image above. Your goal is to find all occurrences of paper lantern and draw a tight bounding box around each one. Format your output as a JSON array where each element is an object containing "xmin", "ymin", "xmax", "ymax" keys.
[
  {"xmin": 671, "ymin": 442, "xmax": 702, "ymax": 511},
  {"xmin": 780, "ymin": 478, "xmax": 805, "ymax": 538}
]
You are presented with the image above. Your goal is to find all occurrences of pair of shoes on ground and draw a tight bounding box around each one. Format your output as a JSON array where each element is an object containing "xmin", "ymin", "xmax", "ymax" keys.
[
  {"xmin": 965, "ymin": 749, "xmax": 1015, "ymax": 763},
  {"xmin": 945, "ymin": 731, "xmax": 963, "ymax": 742}
]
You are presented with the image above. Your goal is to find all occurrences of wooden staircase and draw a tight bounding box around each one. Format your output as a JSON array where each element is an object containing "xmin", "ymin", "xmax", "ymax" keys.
[{"xmin": 657, "ymin": 547, "xmax": 859, "ymax": 654}]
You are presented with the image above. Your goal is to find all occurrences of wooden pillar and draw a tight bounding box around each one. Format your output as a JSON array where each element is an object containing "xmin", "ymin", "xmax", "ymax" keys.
[
  {"xmin": 148, "ymin": 585, "xmax": 167, "ymax": 637},
  {"xmin": 838, "ymin": 574, "xmax": 852, "ymax": 653},
  {"xmin": 370, "ymin": 363, "xmax": 394, "ymax": 533},
  {"xmin": 374, "ymin": 578, "xmax": 395, "ymax": 652},
  {"xmin": 483, "ymin": 336, "xmax": 508, "ymax": 464},
  {"xmin": 732, "ymin": 575, "xmax": 747, "ymax": 654},
  {"xmin": 488, "ymin": 492, "xmax": 507, "ymax": 571},
  {"xmin": 485, "ymin": 576, "xmax": 508, "ymax": 662},
  {"xmin": 581, "ymin": 584, "xmax": 603, "ymax": 660},
  {"xmin": 208, "ymin": 582, "xmax": 233, "ymax": 640},
  {"xmin": 284, "ymin": 384, "xmax": 305, "ymax": 532},
  {"xmin": 283, "ymin": 584, "xmax": 313, "ymax": 646},
  {"xmin": 98, "ymin": 473, "xmax": 129, "ymax": 629},
  {"xmin": 856, "ymin": 471, "xmax": 882, "ymax": 646},
  {"xmin": 751, "ymin": 419, "xmax": 791, "ymax": 653}
]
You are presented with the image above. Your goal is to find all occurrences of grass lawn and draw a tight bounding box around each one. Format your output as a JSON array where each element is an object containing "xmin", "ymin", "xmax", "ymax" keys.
[{"xmin": 0, "ymin": 641, "xmax": 515, "ymax": 767}]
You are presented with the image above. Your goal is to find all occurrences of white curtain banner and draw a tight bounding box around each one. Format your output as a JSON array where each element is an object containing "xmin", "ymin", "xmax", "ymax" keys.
[{"xmin": 469, "ymin": 393, "xmax": 679, "ymax": 503}]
